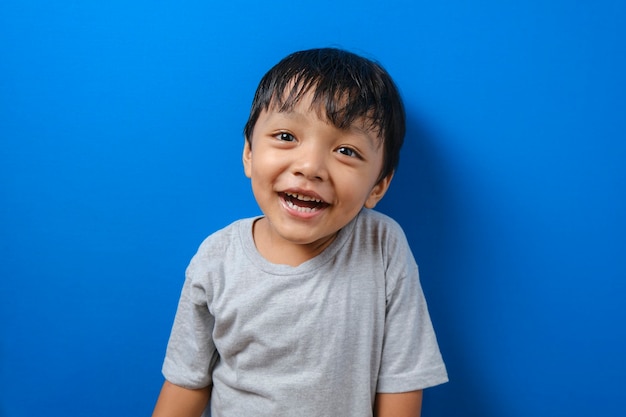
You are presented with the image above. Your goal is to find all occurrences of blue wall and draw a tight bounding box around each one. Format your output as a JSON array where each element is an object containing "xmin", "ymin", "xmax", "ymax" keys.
[{"xmin": 1, "ymin": 1, "xmax": 624, "ymax": 416}]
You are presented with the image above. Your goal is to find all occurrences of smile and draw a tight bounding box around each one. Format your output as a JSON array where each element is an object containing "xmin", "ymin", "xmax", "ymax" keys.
[{"xmin": 280, "ymin": 192, "xmax": 329, "ymax": 213}]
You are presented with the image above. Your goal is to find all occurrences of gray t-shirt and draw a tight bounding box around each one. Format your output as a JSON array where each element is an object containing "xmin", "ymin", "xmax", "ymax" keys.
[{"xmin": 162, "ymin": 208, "xmax": 447, "ymax": 417}]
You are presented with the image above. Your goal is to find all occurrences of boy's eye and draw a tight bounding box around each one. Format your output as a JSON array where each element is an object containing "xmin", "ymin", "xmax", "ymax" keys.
[
  {"xmin": 337, "ymin": 146, "xmax": 360, "ymax": 158},
  {"xmin": 276, "ymin": 132, "xmax": 295, "ymax": 142}
]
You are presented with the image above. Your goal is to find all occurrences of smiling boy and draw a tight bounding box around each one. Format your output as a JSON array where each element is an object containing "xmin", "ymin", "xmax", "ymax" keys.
[{"xmin": 153, "ymin": 48, "xmax": 447, "ymax": 417}]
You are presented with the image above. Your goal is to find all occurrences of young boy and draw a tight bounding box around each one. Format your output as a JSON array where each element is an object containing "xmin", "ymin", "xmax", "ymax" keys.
[{"xmin": 153, "ymin": 48, "xmax": 447, "ymax": 417}]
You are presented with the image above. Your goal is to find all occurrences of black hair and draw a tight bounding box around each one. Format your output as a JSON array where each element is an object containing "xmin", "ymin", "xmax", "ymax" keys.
[{"xmin": 243, "ymin": 47, "xmax": 405, "ymax": 182}]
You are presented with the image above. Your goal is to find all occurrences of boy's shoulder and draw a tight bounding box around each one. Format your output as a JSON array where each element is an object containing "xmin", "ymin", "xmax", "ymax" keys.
[
  {"xmin": 191, "ymin": 216, "xmax": 257, "ymax": 259},
  {"xmin": 356, "ymin": 208, "xmax": 407, "ymax": 241},
  {"xmin": 343, "ymin": 209, "xmax": 412, "ymax": 264},
  {"xmin": 184, "ymin": 216, "xmax": 259, "ymax": 284},
  {"xmin": 359, "ymin": 207, "xmax": 401, "ymax": 227}
]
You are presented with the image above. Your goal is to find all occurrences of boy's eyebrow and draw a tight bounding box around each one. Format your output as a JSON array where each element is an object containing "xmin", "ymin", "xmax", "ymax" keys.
[
  {"xmin": 350, "ymin": 126, "xmax": 383, "ymax": 151},
  {"xmin": 269, "ymin": 107, "xmax": 309, "ymax": 123},
  {"xmin": 268, "ymin": 103, "xmax": 382, "ymax": 149}
]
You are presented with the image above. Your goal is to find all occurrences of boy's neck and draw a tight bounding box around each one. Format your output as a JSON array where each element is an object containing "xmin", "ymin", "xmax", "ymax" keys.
[{"xmin": 251, "ymin": 217, "xmax": 337, "ymax": 267}]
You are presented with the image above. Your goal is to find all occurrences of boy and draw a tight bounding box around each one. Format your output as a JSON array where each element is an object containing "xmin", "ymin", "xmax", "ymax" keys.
[{"xmin": 153, "ymin": 47, "xmax": 447, "ymax": 417}]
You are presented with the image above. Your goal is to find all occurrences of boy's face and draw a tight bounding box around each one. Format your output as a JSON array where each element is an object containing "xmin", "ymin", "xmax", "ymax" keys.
[{"xmin": 243, "ymin": 91, "xmax": 392, "ymax": 264}]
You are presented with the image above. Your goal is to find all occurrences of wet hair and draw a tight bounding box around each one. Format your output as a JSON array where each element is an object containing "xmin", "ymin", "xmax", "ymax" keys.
[{"xmin": 243, "ymin": 47, "xmax": 405, "ymax": 182}]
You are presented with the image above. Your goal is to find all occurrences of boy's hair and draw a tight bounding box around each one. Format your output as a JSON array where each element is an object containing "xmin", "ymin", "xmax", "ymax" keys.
[{"xmin": 243, "ymin": 47, "xmax": 406, "ymax": 182}]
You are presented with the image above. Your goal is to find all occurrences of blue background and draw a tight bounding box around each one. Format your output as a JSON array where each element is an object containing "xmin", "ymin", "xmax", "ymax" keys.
[{"xmin": 1, "ymin": 1, "xmax": 625, "ymax": 416}]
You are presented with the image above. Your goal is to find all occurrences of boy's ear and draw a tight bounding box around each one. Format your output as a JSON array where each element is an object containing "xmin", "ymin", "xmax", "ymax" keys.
[
  {"xmin": 242, "ymin": 139, "xmax": 252, "ymax": 178},
  {"xmin": 364, "ymin": 172, "xmax": 394, "ymax": 209}
]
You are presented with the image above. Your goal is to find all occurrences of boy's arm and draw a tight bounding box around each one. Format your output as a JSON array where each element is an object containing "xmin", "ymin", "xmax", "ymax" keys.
[
  {"xmin": 152, "ymin": 380, "xmax": 211, "ymax": 417},
  {"xmin": 374, "ymin": 390, "xmax": 423, "ymax": 417}
]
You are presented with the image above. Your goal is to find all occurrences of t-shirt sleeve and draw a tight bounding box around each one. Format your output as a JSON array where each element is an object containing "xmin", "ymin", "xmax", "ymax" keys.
[
  {"xmin": 162, "ymin": 251, "xmax": 217, "ymax": 389},
  {"xmin": 376, "ymin": 230, "xmax": 448, "ymax": 393}
]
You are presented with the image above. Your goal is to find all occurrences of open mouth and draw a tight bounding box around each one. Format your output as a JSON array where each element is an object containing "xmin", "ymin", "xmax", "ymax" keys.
[{"xmin": 280, "ymin": 192, "xmax": 329, "ymax": 213}]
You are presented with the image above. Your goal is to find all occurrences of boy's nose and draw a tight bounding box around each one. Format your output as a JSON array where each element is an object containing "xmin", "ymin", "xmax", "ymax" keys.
[{"xmin": 292, "ymin": 147, "xmax": 329, "ymax": 181}]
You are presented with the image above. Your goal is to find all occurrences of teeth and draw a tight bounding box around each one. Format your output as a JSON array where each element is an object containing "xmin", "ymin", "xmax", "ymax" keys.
[
  {"xmin": 285, "ymin": 192, "xmax": 323, "ymax": 203},
  {"xmin": 285, "ymin": 199, "xmax": 318, "ymax": 213}
]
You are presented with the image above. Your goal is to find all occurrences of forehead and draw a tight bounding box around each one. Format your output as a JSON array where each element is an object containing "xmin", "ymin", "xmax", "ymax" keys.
[{"xmin": 266, "ymin": 88, "xmax": 383, "ymax": 144}]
